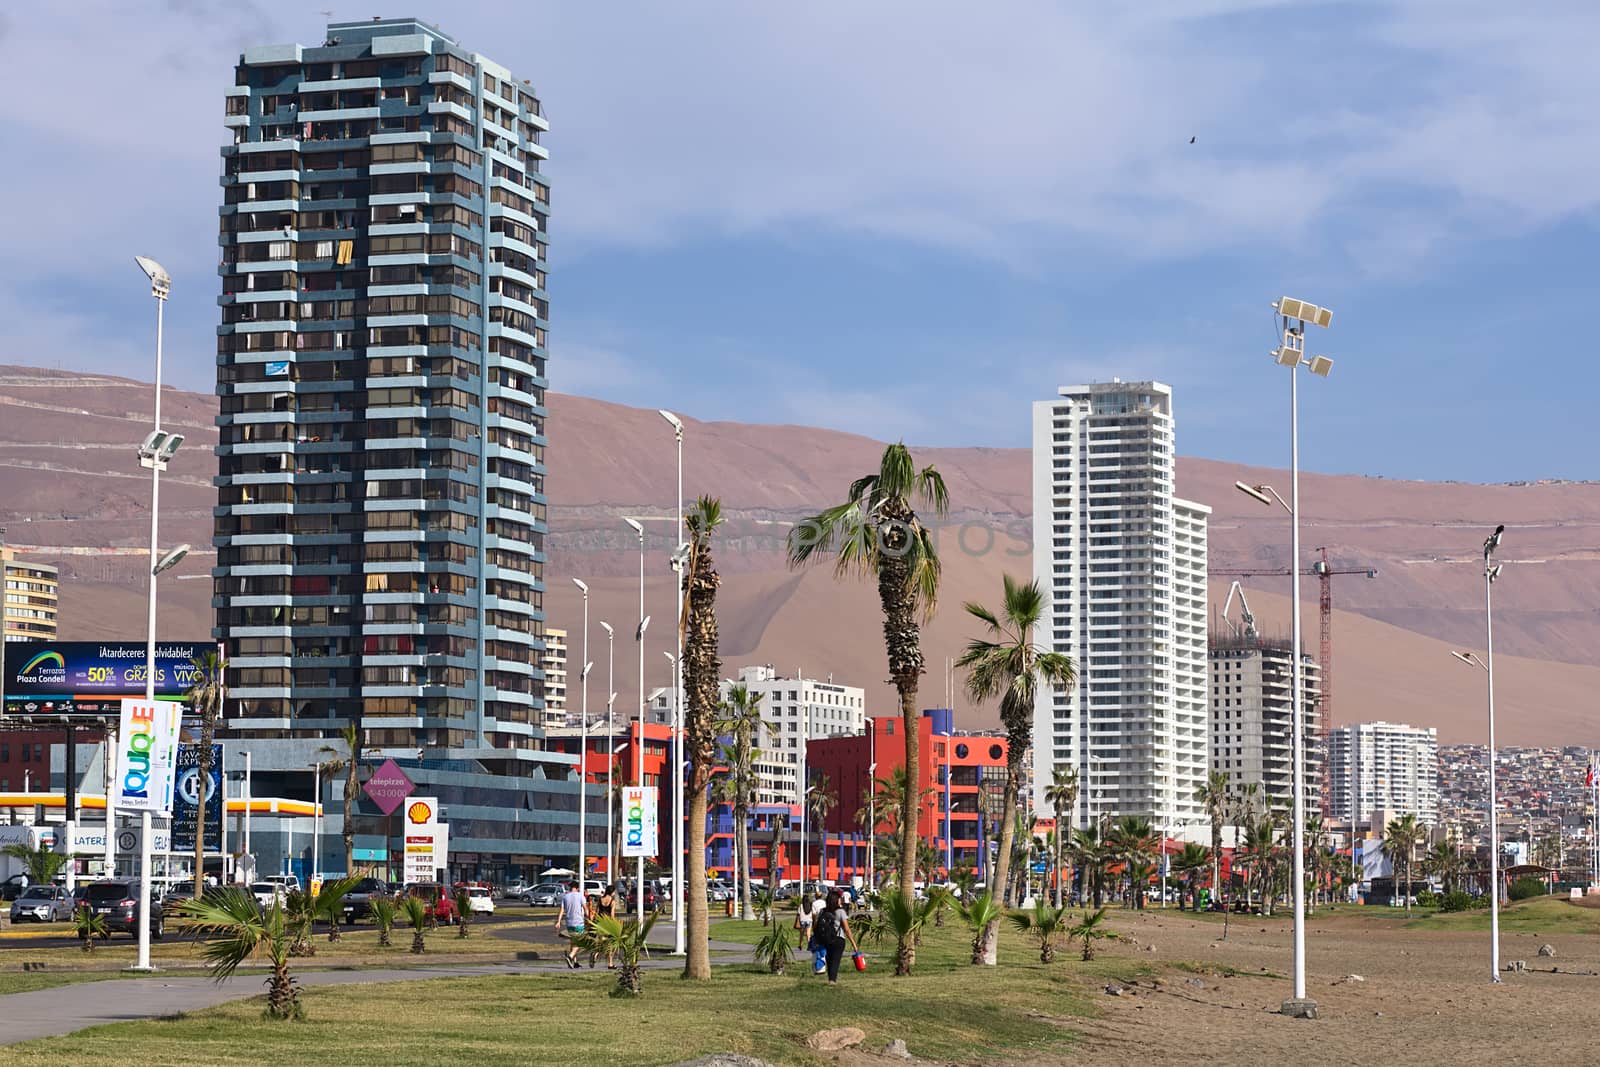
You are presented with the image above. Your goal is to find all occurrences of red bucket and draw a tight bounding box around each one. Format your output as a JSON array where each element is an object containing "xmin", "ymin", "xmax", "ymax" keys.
[{"xmin": 852, "ymin": 952, "xmax": 867, "ymax": 972}]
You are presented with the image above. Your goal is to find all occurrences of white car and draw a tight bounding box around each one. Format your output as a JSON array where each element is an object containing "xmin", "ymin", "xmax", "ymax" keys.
[
  {"xmin": 251, "ymin": 882, "xmax": 286, "ymax": 910},
  {"xmin": 10, "ymin": 885, "xmax": 73, "ymax": 923},
  {"xmin": 465, "ymin": 885, "xmax": 495, "ymax": 915}
]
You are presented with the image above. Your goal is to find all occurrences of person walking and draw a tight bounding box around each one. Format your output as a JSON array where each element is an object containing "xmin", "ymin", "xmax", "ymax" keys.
[
  {"xmin": 556, "ymin": 880, "xmax": 587, "ymax": 969},
  {"xmin": 814, "ymin": 888, "xmax": 859, "ymax": 985},
  {"xmin": 591, "ymin": 883, "xmax": 619, "ymax": 969}
]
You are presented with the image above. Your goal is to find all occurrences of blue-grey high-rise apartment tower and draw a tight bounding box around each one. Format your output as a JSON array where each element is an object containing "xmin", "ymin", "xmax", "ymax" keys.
[{"xmin": 215, "ymin": 19, "xmax": 587, "ymax": 883}]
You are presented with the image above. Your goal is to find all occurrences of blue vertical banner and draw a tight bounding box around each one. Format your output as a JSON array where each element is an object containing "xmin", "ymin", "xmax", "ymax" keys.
[{"xmin": 171, "ymin": 743, "xmax": 224, "ymax": 854}]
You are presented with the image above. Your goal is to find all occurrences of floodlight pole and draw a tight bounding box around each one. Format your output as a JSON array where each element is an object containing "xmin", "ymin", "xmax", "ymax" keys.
[
  {"xmin": 601, "ymin": 622, "xmax": 614, "ymax": 881},
  {"xmin": 574, "ymin": 579, "xmax": 590, "ymax": 891},
  {"xmin": 1482, "ymin": 548, "xmax": 1503, "ymax": 983},
  {"xmin": 1287, "ymin": 337, "xmax": 1308, "ymax": 1007},
  {"xmin": 660, "ymin": 411, "xmax": 686, "ymax": 957},
  {"xmin": 134, "ymin": 262, "xmax": 169, "ymax": 973}
]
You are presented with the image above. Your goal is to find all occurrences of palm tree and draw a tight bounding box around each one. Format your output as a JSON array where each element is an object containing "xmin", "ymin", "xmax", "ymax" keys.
[
  {"xmin": 576, "ymin": 912, "xmax": 660, "ymax": 996},
  {"xmin": 881, "ymin": 893, "xmax": 929, "ymax": 976},
  {"xmin": 1107, "ymin": 816, "xmax": 1158, "ymax": 909},
  {"xmin": 957, "ymin": 573, "xmax": 1077, "ymax": 964},
  {"xmin": 453, "ymin": 887, "xmax": 472, "ymax": 939},
  {"xmin": 1242, "ymin": 820, "xmax": 1280, "ymax": 915},
  {"xmin": 949, "ymin": 865, "xmax": 978, "ymax": 904},
  {"xmin": 186, "ymin": 650, "xmax": 226, "ymax": 898},
  {"xmin": 370, "ymin": 896, "xmax": 397, "ymax": 948},
  {"xmin": 1383, "ymin": 814, "xmax": 1424, "ymax": 914},
  {"xmin": 1070, "ymin": 906, "xmax": 1111, "ymax": 961},
  {"xmin": 753, "ymin": 919, "xmax": 796, "ymax": 974},
  {"xmin": 316, "ymin": 723, "xmax": 362, "ymax": 877},
  {"xmin": 180, "ymin": 890, "xmax": 301, "ymax": 1020},
  {"xmin": 1424, "ymin": 841, "xmax": 1462, "ymax": 895},
  {"xmin": 713, "ymin": 682, "xmax": 773, "ymax": 920},
  {"xmin": 959, "ymin": 893, "xmax": 1004, "ymax": 966},
  {"xmin": 1044, "ymin": 768, "xmax": 1079, "ymax": 907},
  {"xmin": 1007, "ymin": 900, "xmax": 1070, "ymax": 963},
  {"xmin": 1071, "ymin": 826, "xmax": 1112, "ymax": 908},
  {"xmin": 788, "ymin": 442, "xmax": 950, "ymax": 920},
  {"xmin": 679, "ymin": 496, "xmax": 725, "ymax": 981},
  {"xmin": 1, "ymin": 841, "xmax": 67, "ymax": 885},
  {"xmin": 1193, "ymin": 770, "xmax": 1230, "ymax": 906},
  {"xmin": 925, "ymin": 884, "xmax": 955, "ymax": 928},
  {"xmin": 401, "ymin": 895, "xmax": 428, "ymax": 954},
  {"xmin": 751, "ymin": 886, "xmax": 776, "ymax": 926},
  {"xmin": 808, "ymin": 771, "xmax": 838, "ymax": 885},
  {"xmin": 1172, "ymin": 842, "xmax": 1211, "ymax": 911}
]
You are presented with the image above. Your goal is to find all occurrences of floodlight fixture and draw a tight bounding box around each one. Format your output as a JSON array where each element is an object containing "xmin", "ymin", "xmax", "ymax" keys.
[
  {"xmin": 582, "ymin": 661, "xmax": 594, "ymax": 680},
  {"xmin": 153, "ymin": 544, "xmax": 190, "ymax": 575},
  {"xmin": 1488, "ymin": 563, "xmax": 1502, "ymax": 583},
  {"xmin": 623, "ymin": 516, "xmax": 644, "ymax": 537},
  {"xmin": 636, "ymin": 615, "xmax": 651, "ymax": 641},
  {"xmin": 1235, "ymin": 481, "xmax": 1274, "ymax": 507},
  {"xmin": 1308, "ymin": 355, "xmax": 1334, "ymax": 377},
  {"xmin": 1276, "ymin": 296, "xmax": 1332, "ymax": 328},
  {"xmin": 599, "ymin": 621, "xmax": 613, "ymax": 636},
  {"xmin": 1450, "ymin": 650, "xmax": 1483, "ymax": 668},
  {"xmin": 658, "ymin": 409, "xmax": 684, "ymax": 435},
  {"xmin": 571, "ymin": 577, "xmax": 589, "ymax": 594},
  {"xmin": 134, "ymin": 255, "xmax": 171, "ymax": 299},
  {"xmin": 609, "ymin": 691, "xmax": 618, "ymax": 707},
  {"xmin": 1275, "ymin": 347, "xmax": 1301, "ymax": 368},
  {"xmin": 1484, "ymin": 523, "xmax": 1505, "ymax": 557}
]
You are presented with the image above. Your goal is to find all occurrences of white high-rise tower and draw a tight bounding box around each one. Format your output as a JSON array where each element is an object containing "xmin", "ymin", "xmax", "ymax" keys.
[{"xmin": 1030, "ymin": 381, "xmax": 1209, "ymax": 829}]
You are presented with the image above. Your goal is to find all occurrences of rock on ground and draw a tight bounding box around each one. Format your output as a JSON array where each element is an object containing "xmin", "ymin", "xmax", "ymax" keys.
[
  {"xmin": 806, "ymin": 1027, "xmax": 867, "ymax": 1052},
  {"xmin": 669, "ymin": 1057, "xmax": 776, "ymax": 1067},
  {"xmin": 1538, "ymin": 944, "xmax": 1556, "ymax": 957},
  {"xmin": 881, "ymin": 1038, "xmax": 913, "ymax": 1060}
]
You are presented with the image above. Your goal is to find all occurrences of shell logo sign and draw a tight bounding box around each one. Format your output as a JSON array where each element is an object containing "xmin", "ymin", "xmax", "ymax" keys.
[{"xmin": 406, "ymin": 798, "xmax": 437, "ymax": 825}]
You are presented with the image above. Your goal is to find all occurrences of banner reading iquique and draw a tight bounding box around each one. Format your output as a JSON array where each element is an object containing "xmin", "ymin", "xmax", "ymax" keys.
[
  {"xmin": 111, "ymin": 698, "xmax": 184, "ymax": 815},
  {"xmin": 620, "ymin": 786, "xmax": 659, "ymax": 859}
]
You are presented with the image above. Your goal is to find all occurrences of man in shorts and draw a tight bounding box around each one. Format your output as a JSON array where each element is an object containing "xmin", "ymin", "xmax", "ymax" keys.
[{"xmin": 556, "ymin": 880, "xmax": 587, "ymax": 968}]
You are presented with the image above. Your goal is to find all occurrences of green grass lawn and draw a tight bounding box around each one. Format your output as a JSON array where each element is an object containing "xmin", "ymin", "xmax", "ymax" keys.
[
  {"xmin": 3, "ymin": 921, "xmax": 1143, "ymax": 1066},
  {"xmin": 1407, "ymin": 895, "xmax": 1600, "ymax": 934},
  {"xmin": 0, "ymin": 972, "xmax": 125, "ymax": 996}
]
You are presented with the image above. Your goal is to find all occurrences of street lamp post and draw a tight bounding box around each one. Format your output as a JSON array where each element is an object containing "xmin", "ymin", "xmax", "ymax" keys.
[
  {"xmin": 626, "ymin": 516, "xmax": 648, "ymax": 923},
  {"xmin": 132, "ymin": 255, "xmax": 183, "ymax": 973},
  {"xmin": 867, "ymin": 757, "xmax": 877, "ymax": 891},
  {"xmin": 1452, "ymin": 521, "xmax": 1506, "ymax": 983},
  {"xmin": 600, "ymin": 621, "xmax": 614, "ymax": 879},
  {"xmin": 573, "ymin": 578, "xmax": 591, "ymax": 889},
  {"xmin": 1240, "ymin": 292, "xmax": 1333, "ymax": 1018},
  {"xmin": 659, "ymin": 409, "xmax": 686, "ymax": 956}
]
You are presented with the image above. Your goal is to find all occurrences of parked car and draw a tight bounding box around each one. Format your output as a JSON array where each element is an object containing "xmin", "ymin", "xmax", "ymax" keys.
[
  {"xmin": 263, "ymin": 874, "xmax": 301, "ymax": 894},
  {"xmin": 250, "ymin": 882, "xmax": 287, "ymax": 911},
  {"xmin": 161, "ymin": 884, "xmax": 200, "ymax": 918},
  {"xmin": 9, "ymin": 884, "xmax": 74, "ymax": 923},
  {"xmin": 457, "ymin": 883, "xmax": 495, "ymax": 915},
  {"xmin": 624, "ymin": 881, "xmax": 661, "ymax": 912},
  {"xmin": 501, "ymin": 879, "xmax": 533, "ymax": 900},
  {"xmin": 81, "ymin": 880, "xmax": 164, "ymax": 939},
  {"xmin": 340, "ymin": 877, "xmax": 390, "ymax": 922},
  {"xmin": 1, "ymin": 874, "xmax": 31, "ymax": 902},
  {"xmin": 707, "ymin": 879, "xmax": 733, "ymax": 902},
  {"xmin": 524, "ymin": 881, "xmax": 565, "ymax": 907},
  {"xmin": 403, "ymin": 882, "xmax": 458, "ymax": 925}
]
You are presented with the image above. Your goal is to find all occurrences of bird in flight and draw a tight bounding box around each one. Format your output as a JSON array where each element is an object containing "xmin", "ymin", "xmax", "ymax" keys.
[{"xmin": 1189, "ymin": 136, "xmax": 1196, "ymax": 144}]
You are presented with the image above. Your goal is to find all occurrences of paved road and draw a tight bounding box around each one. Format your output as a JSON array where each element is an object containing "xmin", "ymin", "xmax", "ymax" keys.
[{"xmin": 0, "ymin": 930, "xmax": 756, "ymax": 1046}]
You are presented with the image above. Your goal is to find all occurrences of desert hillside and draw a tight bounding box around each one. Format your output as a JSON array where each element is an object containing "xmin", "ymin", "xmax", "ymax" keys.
[{"xmin": 2, "ymin": 364, "xmax": 1597, "ymax": 745}]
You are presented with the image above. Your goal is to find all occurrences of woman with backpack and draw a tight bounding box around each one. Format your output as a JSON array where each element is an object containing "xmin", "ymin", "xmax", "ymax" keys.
[
  {"xmin": 591, "ymin": 883, "xmax": 619, "ymax": 969},
  {"xmin": 814, "ymin": 888, "xmax": 860, "ymax": 985}
]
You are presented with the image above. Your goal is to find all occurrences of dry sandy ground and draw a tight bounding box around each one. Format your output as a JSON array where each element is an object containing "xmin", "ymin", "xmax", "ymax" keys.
[{"xmin": 1038, "ymin": 908, "xmax": 1598, "ymax": 1067}]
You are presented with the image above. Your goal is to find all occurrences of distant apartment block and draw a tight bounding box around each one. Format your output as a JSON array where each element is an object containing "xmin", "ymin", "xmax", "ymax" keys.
[
  {"xmin": 721, "ymin": 665, "xmax": 866, "ymax": 806},
  {"xmin": 1328, "ymin": 721, "xmax": 1439, "ymax": 825},
  {"xmin": 1031, "ymin": 380, "xmax": 1210, "ymax": 828},
  {"xmin": 1208, "ymin": 635, "xmax": 1322, "ymax": 816},
  {"xmin": 1, "ymin": 543, "xmax": 58, "ymax": 642},
  {"xmin": 540, "ymin": 627, "xmax": 567, "ymax": 727}
]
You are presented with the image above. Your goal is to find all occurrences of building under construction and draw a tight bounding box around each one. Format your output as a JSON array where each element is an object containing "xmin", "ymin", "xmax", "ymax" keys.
[{"xmin": 1208, "ymin": 630, "xmax": 1323, "ymax": 819}]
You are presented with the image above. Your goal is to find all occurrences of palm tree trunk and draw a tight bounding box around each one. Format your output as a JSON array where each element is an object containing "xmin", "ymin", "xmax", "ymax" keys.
[
  {"xmin": 344, "ymin": 758, "xmax": 357, "ymax": 876},
  {"xmin": 1053, "ymin": 832, "xmax": 1063, "ymax": 909},
  {"xmin": 192, "ymin": 716, "xmax": 216, "ymax": 898},
  {"xmin": 684, "ymin": 785, "xmax": 711, "ymax": 979},
  {"xmin": 738, "ymin": 801, "xmax": 753, "ymax": 921},
  {"xmin": 980, "ymin": 771, "xmax": 1020, "ymax": 966}
]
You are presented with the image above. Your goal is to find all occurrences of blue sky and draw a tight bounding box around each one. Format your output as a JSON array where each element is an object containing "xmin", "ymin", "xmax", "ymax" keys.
[{"xmin": 2, "ymin": 1, "xmax": 1596, "ymax": 482}]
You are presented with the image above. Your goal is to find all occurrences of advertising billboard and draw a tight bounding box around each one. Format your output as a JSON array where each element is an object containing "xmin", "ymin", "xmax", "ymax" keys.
[
  {"xmin": 620, "ymin": 786, "xmax": 659, "ymax": 859},
  {"xmin": 111, "ymin": 698, "xmax": 184, "ymax": 815},
  {"xmin": 170, "ymin": 743, "xmax": 225, "ymax": 855},
  {"xmin": 3, "ymin": 641, "xmax": 216, "ymax": 718},
  {"xmin": 401, "ymin": 796, "xmax": 448, "ymax": 883}
]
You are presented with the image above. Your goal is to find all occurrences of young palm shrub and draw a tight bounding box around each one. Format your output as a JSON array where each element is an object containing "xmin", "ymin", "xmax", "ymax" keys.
[
  {"xmin": 574, "ymin": 912, "xmax": 659, "ymax": 997},
  {"xmin": 926, "ymin": 885, "xmax": 955, "ymax": 928},
  {"xmin": 181, "ymin": 889, "xmax": 302, "ymax": 1020},
  {"xmin": 73, "ymin": 906, "xmax": 108, "ymax": 953},
  {"xmin": 752, "ymin": 887, "xmax": 776, "ymax": 927},
  {"xmin": 284, "ymin": 889, "xmax": 316, "ymax": 957},
  {"xmin": 851, "ymin": 906, "xmax": 889, "ymax": 949},
  {"xmin": 959, "ymin": 893, "xmax": 1004, "ymax": 966},
  {"xmin": 370, "ymin": 896, "xmax": 397, "ymax": 948},
  {"xmin": 1, "ymin": 841, "xmax": 68, "ymax": 885},
  {"xmin": 454, "ymin": 888, "xmax": 472, "ymax": 939},
  {"xmin": 752, "ymin": 918, "xmax": 796, "ymax": 975},
  {"xmin": 1006, "ymin": 900, "xmax": 1069, "ymax": 963},
  {"xmin": 1070, "ymin": 906, "xmax": 1111, "ymax": 962},
  {"xmin": 401, "ymin": 895, "xmax": 429, "ymax": 955},
  {"xmin": 880, "ymin": 892, "xmax": 927, "ymax": 976}
]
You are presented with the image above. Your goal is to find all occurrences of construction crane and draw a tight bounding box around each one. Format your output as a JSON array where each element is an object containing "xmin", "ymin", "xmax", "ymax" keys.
[{"xmin": 1219, "ymin": 580, "xmax": 1259, "ymax": 640}]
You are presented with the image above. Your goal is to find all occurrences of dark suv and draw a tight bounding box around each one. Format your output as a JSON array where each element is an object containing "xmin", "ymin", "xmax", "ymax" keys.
[
  {"xmin": 82, "ymin": 880, "xmax": 164, "ymax": 940},
  {"xmin": 341, "ymin": 877, "xmax": 390, "ymax": 922}
]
